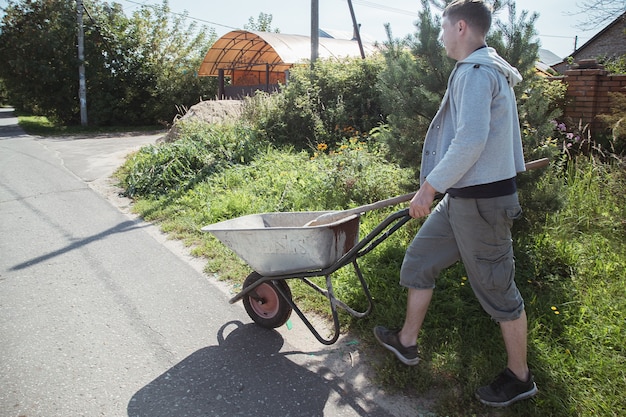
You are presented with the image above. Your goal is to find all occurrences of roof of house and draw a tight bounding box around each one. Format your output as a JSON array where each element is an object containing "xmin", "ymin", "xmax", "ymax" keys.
[
  {"xmin": 198, "ymin": 30, "xmax": 378, "ymax": 77},
  {"xmin": 539, "ymin": 48, "xmax": 563, "ymax": 66},
  {"xmin": 570, "ymin": 11, "xmax": 626, "ymax": 58}
]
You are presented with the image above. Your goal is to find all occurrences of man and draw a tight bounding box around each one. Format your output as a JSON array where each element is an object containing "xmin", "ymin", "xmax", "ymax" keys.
[{"xmin": 373, "ymin": 0, "xmax": 538, "ymax": 408}]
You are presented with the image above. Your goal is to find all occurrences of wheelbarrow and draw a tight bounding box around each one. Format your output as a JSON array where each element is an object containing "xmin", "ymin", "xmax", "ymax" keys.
[
  {"xmin": 202, "ymin": 208, "xmax": 412, "ymax": 345},
  {"xmin": 202, "ymin": 158, "xmax": 550, "ymax": 345}
]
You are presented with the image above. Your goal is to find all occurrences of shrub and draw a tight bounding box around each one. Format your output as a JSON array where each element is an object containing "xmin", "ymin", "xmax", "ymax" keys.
[
  {"xmin": 241, "ymin": 56, "xmax": 386, "ymax": 150},
  {"xmin": 598, "ymin": 92, "xmax": 626, "ymax": 155}
]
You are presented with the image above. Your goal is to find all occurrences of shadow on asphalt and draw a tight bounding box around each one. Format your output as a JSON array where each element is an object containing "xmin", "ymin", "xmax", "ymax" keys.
[
  {"xmin": 128, "ymin": 321, "xmax": 394, "ymax": 417},
  {"xmin": 0, "ymin": 107, "xmax": 27, "ymax": 138},
  {"xmin": 0, "ymin": 123, "xmax": 27, "ymax": 139},
  {"xmin": 8, "ymin": 219, "xmax": 150, "ymax": 271}
]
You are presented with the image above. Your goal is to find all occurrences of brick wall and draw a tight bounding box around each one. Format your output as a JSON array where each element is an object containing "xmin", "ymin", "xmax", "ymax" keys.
[{"xmin": 550, "ymin": 61, "xmax": 626, "ymax": 134}]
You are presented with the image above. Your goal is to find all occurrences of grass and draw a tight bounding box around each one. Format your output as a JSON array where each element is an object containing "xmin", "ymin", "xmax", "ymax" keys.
[
  {"xmin": 16, "ymin": 114, "xmax": 162, "ymax": 136},
  {"xmin": 51, "ymin": 113, "xmax": 623, "ymax": 417}
]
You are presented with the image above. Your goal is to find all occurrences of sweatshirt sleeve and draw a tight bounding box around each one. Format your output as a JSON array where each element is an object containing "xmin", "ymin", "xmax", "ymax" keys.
[{"xmin": 425, "ymin": 67, "xmax": 495, "ymax": 193}]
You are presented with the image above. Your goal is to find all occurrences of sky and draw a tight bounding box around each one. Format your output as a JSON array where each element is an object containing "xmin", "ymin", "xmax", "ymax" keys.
[
  {"xmin": 0, "ymin": 0, "xmax": 604, "ymax": 58},
  {"xmin": 110, "ymin": 0, "xmax": 601, "ymax": 59}
]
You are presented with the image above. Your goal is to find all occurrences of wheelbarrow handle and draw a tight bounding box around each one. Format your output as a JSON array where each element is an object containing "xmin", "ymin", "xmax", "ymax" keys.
[
  {"xmin": 524, "ymin": 157, "xmax": 550, "ymax": 171},
  {"xmin": 305, "ymin": 157, "xmax": 549, "ymax": 227}
]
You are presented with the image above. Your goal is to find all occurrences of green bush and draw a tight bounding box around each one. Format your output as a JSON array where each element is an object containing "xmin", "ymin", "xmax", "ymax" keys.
[
  {"xmin": 600, "ymin": 54, "xmax": 626, "ymax": 75},
  {"xmin": 598, "ymin": 92, "xmax": 626, "ymax": 155},
  {"xmin": 242, "ymin": 56, "xmax": 386, "ymax": 150},
  {"xmin": 0, "ymin": 79, "xmax": 8, "ymax": 107},
  {"xmin": 137, "ymin": 136, "xmax": 414, "ymax": 218}
]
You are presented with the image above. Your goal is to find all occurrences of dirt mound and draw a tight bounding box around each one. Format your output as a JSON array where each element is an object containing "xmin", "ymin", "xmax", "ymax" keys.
[{"xmin": 162, "ymin": 100, "xmax": 243, "ymax": 142}]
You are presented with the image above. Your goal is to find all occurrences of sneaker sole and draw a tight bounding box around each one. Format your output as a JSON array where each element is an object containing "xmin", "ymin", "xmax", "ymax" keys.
[
  {"xmin": 373, "ymin": 328, "xmax": 420, "ymax": 366},
  {"xmin": 476, "ymin": 383, "xmax": 538, "ymax": 407}
]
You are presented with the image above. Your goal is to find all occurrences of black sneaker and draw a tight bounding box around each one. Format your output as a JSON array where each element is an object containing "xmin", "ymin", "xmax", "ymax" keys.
[
  {"xmin": 373, "ymin": 326, "xmax": 420, "ymax": 366},
  {"xmin": 475, "ymin": 368, "xmax": 538, "ymax": 407}
]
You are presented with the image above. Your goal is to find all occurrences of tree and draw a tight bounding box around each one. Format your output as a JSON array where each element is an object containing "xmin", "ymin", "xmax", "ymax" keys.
[
  {"xmin": 0, "ymin": 0, "xmax": 81, "ymax": 122},
  {"xmin": 244, "ymin": 12, "xmax": 279, "ymax": 33},
  {"xmin": 376, "ymin": 0, "xmax": 452, "ymax": 169},
  {"xmin": 87, "ymin": 1, "xmax": 218, "ymax": 125},
  {"xmin": 0, "ymin": 0, "xmax": 218, "ymax": 125},
  {"xmin": 570, "ymin": 0, "xmax": 626, "ymax": 30}
]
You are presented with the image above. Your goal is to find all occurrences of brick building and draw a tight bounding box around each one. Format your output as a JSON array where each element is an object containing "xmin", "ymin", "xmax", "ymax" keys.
[{"xmin": 552, "ymin": 11, "xmax": 625, "ymax": 74}]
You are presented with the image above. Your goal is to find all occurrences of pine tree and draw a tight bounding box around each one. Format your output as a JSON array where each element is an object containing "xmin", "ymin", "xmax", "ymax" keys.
[{"xmin": 377, "ymin": 0, "xmax": 544, "ymax": 169}]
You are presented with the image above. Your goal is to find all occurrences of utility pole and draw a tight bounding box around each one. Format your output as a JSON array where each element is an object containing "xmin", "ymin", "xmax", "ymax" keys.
[
  {"xmin": 77, "ymin": 0, "xmax": 88, "ymax": 126},
  {"xmin": 347, "ymin": 0, "xmax": 365, "ymax": 59},
  {"xmin": 311, "ymin": 0, "xmax": 319, "ymax": 67}
]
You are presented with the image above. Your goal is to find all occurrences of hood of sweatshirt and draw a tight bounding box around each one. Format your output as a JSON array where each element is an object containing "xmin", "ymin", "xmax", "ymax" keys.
[{"xmin": 459, "ymin": 46, "xmax": 523, "ymax": 87}]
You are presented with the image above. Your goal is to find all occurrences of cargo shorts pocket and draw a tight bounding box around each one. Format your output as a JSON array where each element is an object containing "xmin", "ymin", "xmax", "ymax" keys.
[
  {"xmin": 474, "ymin": 248, "xmax": 515, "ymax": 292},
  {"xmin": 506, "ymin": 205, "xmax": 522, "ymax": 222}
]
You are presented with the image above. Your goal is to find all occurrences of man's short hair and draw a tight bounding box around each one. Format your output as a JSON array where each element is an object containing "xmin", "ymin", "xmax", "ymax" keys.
[{"xmin": 443, "ymin": 0, "xmax": 492, "ymax": 36}]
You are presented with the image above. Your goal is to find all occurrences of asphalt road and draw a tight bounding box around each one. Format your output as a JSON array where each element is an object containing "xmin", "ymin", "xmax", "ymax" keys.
[{"xmin": 0, "ymin": 108, "xmax": 429, "ymax": 417}]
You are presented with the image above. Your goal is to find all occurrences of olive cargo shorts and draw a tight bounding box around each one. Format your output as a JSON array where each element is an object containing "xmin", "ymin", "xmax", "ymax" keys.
[{"xmin": 400, "ymin": 193, "xmax": 525, "ymax": 322}]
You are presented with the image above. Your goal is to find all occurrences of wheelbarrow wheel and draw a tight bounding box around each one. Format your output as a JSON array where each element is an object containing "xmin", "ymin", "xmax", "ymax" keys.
[{"xmin": 242, "ymin": 272, "xmax": 292, "ymax": 329}]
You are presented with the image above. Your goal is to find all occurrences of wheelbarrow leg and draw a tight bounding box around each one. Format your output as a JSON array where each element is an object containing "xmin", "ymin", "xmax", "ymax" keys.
[{"xmin": 274, "ymin": 274, "xmax": 342, "ymax": 345}]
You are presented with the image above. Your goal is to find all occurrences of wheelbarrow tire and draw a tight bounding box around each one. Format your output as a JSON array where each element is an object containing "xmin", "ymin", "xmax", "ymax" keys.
[{"xmin": 242, "ymin": 272, "xmax": 292, "ymax": 329}]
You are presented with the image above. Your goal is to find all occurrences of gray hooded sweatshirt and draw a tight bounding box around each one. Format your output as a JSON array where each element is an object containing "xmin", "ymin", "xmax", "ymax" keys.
[{"xmin": 420, "ymin": 46, "xmax": 526, "ymax": 193}]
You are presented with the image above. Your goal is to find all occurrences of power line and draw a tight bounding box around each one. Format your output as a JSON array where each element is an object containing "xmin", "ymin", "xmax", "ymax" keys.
[
  {"xmin": 108, "ymin": 0, "xmax": 590, "ymax": 47},
  {"xmin": 540, "ymin": 33, "xmax": 589, "ymax": 40},
  {"xmin": 114, "ymin": 0, "xmax": 419, "ymax": 33},
  {"xmin": 351, "ymin": 0, "xmax": 420, "ymax": 17},
  {"xmin": 114, "ymin": 0, "xmax": 239, "ymax": 30}
]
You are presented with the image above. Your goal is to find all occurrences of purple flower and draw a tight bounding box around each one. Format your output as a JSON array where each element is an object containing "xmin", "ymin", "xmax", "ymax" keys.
[
  {"xmin": 567, "ymin": 132, "xmax": 574, "ymax": 140},
  {"xmin": 558, "ymin": 123, "xmax": 567, "ymax": 132}
]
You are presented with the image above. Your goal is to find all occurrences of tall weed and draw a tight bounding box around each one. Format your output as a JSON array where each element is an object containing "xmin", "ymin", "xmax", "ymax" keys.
[
  {"xmin": 119, "ymin": 121, "xmax": 264, "ymax": 196},
  {"xmin": 518, "ymin": 158, "xmax": 626, "ymax": 416}
]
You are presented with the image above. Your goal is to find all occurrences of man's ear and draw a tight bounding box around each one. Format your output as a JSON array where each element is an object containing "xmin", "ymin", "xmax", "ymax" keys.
[{"xmin": 457, "ymin": 19, "xmax": 467, "ymax": 33}]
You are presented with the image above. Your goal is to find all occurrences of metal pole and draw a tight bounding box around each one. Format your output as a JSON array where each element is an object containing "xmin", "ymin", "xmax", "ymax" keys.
[
  {"xmin": 347, "ymin": 0, "xmax": 365, "ymax": 59},
  {"xmin": 76, "ymin": 0, "xmax": 87, "ymax": 126},
  {"xmin": 218, "ymin": 69, "xmax": 225, "ymax": 99},
  {"xmin": 311, "ymin": 0, "xmax": 319, "ymax": 67}
]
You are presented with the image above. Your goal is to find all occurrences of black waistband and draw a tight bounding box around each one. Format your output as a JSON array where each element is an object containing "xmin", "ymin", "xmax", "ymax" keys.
[{"xmin": 446, "ymin": 177, "xmax": 517, "ymax": 199}]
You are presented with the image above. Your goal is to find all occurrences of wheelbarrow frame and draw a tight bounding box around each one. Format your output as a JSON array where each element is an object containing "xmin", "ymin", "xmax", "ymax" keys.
[{"xmin": 227, "ymin": 208, "xmax": 412, "ymax": 345}]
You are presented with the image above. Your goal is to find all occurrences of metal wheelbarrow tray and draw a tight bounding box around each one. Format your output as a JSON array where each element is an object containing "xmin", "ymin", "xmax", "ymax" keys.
[{"xmin": 202, "ymin": 209, "xmax": 411, "ymax": 345}]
